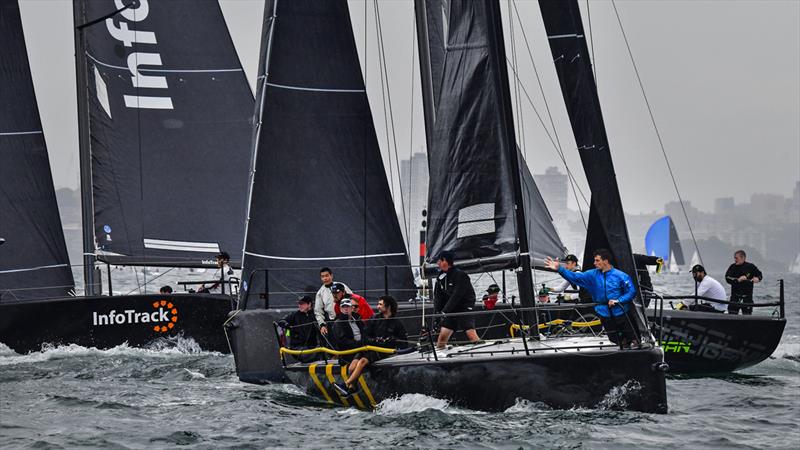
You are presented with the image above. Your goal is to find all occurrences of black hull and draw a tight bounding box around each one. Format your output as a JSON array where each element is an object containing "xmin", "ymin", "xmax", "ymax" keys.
[
  {"xmin": 648, "ymin": 309, "xmax": 786, "ymax": 374},
  {"xmin": 284, "ymin": 346, "xmax": 668, "ymax": 413},
  {"xmin": 0, "ymin": 294, "xmax": 234, "ymax": 354}
]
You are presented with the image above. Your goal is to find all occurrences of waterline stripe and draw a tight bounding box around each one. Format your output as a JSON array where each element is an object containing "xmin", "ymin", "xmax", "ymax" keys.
[
  {"xmin": 326, "ymin": 364, "xmax": 349, "ymax": 406},
  {"xmin": 0, "ymin": 263, "xmax": 69, "ymax": 274},
  {"xmin": 358, "ymin": 376, "xmax": 377, "ymax": 407},
  {"xmin": 244, "ymin": 251, "xmax": 405, "ymax": 261},
  {"xmin": 266, "ymin": 82, "xmax": 365, "ymax": 93}
]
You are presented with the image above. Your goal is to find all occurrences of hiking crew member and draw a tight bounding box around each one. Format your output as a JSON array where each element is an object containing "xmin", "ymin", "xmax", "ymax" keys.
[
  {"xmin": 725, "ymin": 250, "xmax": 762, "ymax": 315},
  {"xmin": 545, "ymin": 248, "xmax": 640, "ymax": 349},
  {"xmin": 331, "ymin": 283, "xmax": 374, "ymax": 322},
  {"xmin": 331, "ymin": 299, "xmax": 364, "ymax": 365},
  {"xmin": 334, "ymin": 295, "xmax": 407, "ymax": 396},
  {"xmin": 433, "ymin": 251, "xmax": 480, "ymax": 349},
  {"xmin": 315, "ymin": 267, "xmax": 352, "ymax": 336},
  {"xmin": 689, "ymin": 265, "xmax": 727, "ymax": 313}
]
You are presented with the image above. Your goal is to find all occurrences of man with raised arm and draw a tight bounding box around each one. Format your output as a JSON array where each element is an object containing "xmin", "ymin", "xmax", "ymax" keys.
[{"xmin": 545, "ymin": 248, "xmax": 640, "ymax": 349}]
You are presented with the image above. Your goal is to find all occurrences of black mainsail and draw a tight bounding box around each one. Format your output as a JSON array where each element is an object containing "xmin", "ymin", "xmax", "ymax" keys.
[
  {"xmin": 0, "ymin": 0, "xmax": 75, "ymax": 302},
  {"xmin": 418, "ymin": 0, "xmax": 566, "ymax": 275},
  {"xmin": 74, "ymin": 0, "xmax": 254, "ymax": 271},
  {"xmin": 240, "ymin": 0, "xmax": 414, "ymax": 307},
  {"xmin": 538, "ymin": 0, "xmax": 638, "ymax": 283}
]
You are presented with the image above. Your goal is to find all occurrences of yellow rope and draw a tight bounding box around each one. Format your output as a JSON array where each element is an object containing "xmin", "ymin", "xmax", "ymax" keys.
[
  {"xmin": 280, "ymin": 345, "xmax": 396, "ymax": 357},
  {"xmin": 509, "ymin": 319, "xmax": 601, "ymax": 337}
]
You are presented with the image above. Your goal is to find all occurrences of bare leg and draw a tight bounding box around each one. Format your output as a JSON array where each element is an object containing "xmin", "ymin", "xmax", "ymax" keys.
[
  {"xmin": 346, "ymin": 358, "xmax": 370, "ymax": 387},
  {"xmin": 437, "ymin": 327, "xmax": 454, "ymax": 349},
  {"xmin": 348, "ymin": 359, "xmax": 358, "ymax": 375},
  {"xmin": 465, "ymin": 328, "xmax": 480, "ymax": 343}
]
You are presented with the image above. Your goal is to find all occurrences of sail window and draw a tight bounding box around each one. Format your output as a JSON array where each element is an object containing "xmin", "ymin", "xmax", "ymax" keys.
[{"xmin": 457, "ymin": 203, "xmax": 496, "ymax": 238}]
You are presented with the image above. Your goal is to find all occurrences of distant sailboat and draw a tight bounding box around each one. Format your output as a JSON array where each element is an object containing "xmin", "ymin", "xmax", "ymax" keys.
[{"xmin": 645, "ymin": 216, "xmax": 685, "ymax": 273}]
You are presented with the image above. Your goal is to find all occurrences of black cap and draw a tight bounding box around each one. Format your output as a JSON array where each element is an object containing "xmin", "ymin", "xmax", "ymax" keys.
[
  {"xmin": 562, "ymin": 254, "xmax": 579, "ymax": 263},
  {"xmin": 691, "ymin": 264, "xmax": 705, "ymax": 274},
  {"xmin": 437, "ymin": 251, "xmax": 455, "ymax": 264},
  {"xmin": 297, "ymin": 295, "xmax": 312, "ymax": 304},
  {"xmin": 330, "ymin": 283, "xmax": 346, "ymax": 294},
  {"xmin": 486, "ymin": 284, "xmax": 500, "ymax": 294}
]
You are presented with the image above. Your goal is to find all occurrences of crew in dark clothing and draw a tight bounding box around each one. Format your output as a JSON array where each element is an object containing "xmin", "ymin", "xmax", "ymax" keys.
[
  {"xmin": 634, "ymin": 253, "xmax": 663, "ymax": 307},
  {"xmin": 725, "ymin": 250, "xmax": 763, "ymax": 315},
  {"xmin": 334, "ymin": 295, "xmax": 407, "ymax": 397},
  {"xmin": 433, "ymin": 251, "xmax": 480, "ymax": 348},
  {"xmin": 332, "ymin": 299, "xmax": 364, "ymax": 365},
  {"xmin": 278, "ymin": 295, "xmax": 318, "ymax": 349}
]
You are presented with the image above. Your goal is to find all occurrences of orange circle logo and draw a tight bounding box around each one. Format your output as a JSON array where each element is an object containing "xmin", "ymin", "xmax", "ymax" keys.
[{"xmin": 152, "ymin": 299, "xmax": 178, "ymax": 333}]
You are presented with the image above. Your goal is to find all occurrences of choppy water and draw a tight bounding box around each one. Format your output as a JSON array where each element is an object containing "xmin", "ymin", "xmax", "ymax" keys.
[{"xmin": 2, "ymin": 273, "xmax": 798, "ymax": 449}]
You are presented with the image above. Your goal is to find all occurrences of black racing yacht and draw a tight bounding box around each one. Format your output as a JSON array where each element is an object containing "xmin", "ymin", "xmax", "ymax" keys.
[
  {"xmin": 226, "ymin": 0, "xmax": 668, "ymax": 413},
  {"xmin": 0, "ymin": 0, "xmax": 253, "ymax": 353}
]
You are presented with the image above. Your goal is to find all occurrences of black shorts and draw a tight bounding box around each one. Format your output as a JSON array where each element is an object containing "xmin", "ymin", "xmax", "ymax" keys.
[{"xmin": 441, "ymin": 312, "xmax": 476, "ymax": 332}]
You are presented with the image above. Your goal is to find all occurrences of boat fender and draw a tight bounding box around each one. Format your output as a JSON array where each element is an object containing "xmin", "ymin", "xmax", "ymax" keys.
[{"xmin": 651, "ymin": 361, "xmax": 669, "ymax": 373}]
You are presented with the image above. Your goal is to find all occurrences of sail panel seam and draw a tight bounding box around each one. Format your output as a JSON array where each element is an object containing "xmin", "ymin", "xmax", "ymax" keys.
[
  {"xmin": 548, "ymin": 33, "xmax": 584, "ymax": 40},
  {"xmin": 244, "ymin": 251, "xmax": 405, "ymax": 261},
  {"xmin": 86, "ymin": 53, "xmax": 243, "ymax": 73},
  {"xmin": 265, "ymin": 82, "xmax": 366, "ymax": 93},
  {"xmin": 0, "ymin": 264, "xmax": 70, "ymax": 274},
  {"xmin": 0, "ymin": 130, "xmax": 43, "ymax": 136}
]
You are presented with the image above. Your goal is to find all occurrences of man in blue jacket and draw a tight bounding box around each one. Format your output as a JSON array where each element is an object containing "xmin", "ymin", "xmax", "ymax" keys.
[{"xmin": 545, "ymin": 248, "xmax": 641, "ymax": 349}]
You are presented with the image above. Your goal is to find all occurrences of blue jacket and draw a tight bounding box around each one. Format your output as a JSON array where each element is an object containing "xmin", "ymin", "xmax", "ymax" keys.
[{"xmin": 557, "ymin": 266, "xmax": 637, "ymax": 317}]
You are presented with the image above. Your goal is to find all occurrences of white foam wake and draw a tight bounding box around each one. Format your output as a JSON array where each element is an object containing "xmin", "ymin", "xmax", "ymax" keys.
[{"xmin": 375, "ymin": 393, "xmax": 453, "ymax": 415}]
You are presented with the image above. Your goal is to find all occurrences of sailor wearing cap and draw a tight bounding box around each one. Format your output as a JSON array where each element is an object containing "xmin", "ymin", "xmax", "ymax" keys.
[
  {"xmin": 689, "ymin": 265, "xmax": 727, "ymax": 313},
  {"xmin": 551, "ymin": 254, "xmax": 581, "ymax": 301},
  {"xmin": 331, "ymin": 298, "xmax": 365, "ymax": 364}
]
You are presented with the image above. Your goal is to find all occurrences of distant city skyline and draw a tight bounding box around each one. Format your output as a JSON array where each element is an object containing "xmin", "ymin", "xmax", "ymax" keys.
[{"xmin": 17, "ymin": 0, "xmax": 800, "ymax": 215}]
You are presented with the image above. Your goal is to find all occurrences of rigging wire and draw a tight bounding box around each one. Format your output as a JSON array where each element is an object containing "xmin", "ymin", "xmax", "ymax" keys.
[
  {"xmin": 373, "ymin": 1, "xmax": 395, "ymax": 201},
  {"xmin": 585, "ymin": 0, "xmax": 597, "ymax": 83},
  {"xmin": 610, "ymin": 0, "xmax": 703, "ymax": 266},
  {"xmin": 510, "ymin": 0, "xmax": 589, "ymax": 228},
  {"xmin": 507, "ymin": 0, "xmax": 526, "ymax": 159},
  {"xmin": 374, "ymin": 0, "xmax": 410, "ymax": 251}
]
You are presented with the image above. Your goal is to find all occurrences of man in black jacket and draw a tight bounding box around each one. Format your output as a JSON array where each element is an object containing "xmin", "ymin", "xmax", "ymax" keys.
[
  {"xmin": 725, "ymin": 250, "xmax": 763, "ymax": 315},
  {"xmin": 433, "ymin": 251, "xmax": 480, "ymax": 349},
  {"xmin": 334, "ymin": 295, "xmax": 407, "ymax": 396},
  {"xmin": 332, "ymin": 299, "xmax": 365, "ymax": 364},
  {"xmin": 277, "ymin": 295, "xmax": 319, "ymax": 363}
]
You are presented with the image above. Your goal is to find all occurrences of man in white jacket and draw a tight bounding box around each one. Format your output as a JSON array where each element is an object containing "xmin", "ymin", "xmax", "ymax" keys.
[{"xmin": 315, "ymin": 266, "xmax": 352, "ymax": 336}]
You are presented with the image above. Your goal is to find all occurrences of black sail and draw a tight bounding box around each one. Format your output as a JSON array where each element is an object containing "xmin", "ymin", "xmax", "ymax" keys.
[
  {"xmin": 538, "ymin": 0, "xmax": 638, "ymax": 283},
  {"xmin": 0, "ymin": 0, "xmax": 74, "ymax": 302},
  {"xmin": 240, "ymin": 0, "xmax": 414, "ymax": 308},
  {"xmin": 75, "ymin": 0, "xmax": 253, "ymax": 267},
  {"xmin": 422, "ymin": 0, "xmax": 565, "ymax": 273}
]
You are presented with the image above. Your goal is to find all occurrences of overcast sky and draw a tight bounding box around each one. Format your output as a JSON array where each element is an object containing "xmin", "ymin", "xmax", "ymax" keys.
[{"xmin": 18, "ymin": 0, "xmax": 800, "ymax": 215}]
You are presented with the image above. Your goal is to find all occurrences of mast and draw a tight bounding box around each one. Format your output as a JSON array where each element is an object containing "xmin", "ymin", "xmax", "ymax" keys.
[
  {"xmin": 483, "ymin": 0, "xmax": 535, "ymax": 325},
  {"xmin": 72, "ymin": 0, "xmax": 98, "ymax": 296},
  {"xmin": 413, "ymin": 0, "xmax": 436, "ymax": 152}
]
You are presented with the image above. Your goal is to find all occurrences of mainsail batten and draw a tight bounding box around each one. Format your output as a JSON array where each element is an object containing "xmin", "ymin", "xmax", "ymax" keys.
[
  {"xmin": 0, "ymin": 0, "xmax": 75, "ymax": 302},
  {"xmin": 240, "ymin": 0, "xmax": 414, "ymax": 307},
  {"xmin": 74, "ymin": 0, "xmax": 254, "ymax": 268}
]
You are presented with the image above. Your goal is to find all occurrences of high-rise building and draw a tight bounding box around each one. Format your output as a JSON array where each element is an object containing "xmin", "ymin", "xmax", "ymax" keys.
[
  {"xmin": 533, "ymin": 166, "xmax": 568, "ymax": 223},
  {"xmin": 714, "ymin": 197, "xmax": 735, "ymax": 214},
  {"xmin": 399, "ymin": 152, "xmax": 429, "ymax": 264}
]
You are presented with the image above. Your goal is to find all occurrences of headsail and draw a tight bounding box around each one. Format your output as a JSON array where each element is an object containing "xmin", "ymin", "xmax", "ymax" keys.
[
  {"xmin": 419, "ymin": 0, "xmax": 565, "ymax": 273},
  {"xmin": 0, "ymin": 0, "xmax": 74, "ymax": 302},
  {"xmin": 645, "ymin": 216, "xmax": 685, "ymax": 268},
  {"xmin": 538, "ymin": 0, "xmax": 638, "ymax": 283},
  {"xmin": 74, "ymin": 0, "xmax": 254, "ymax": 268},
  {"xmin": 240, "ymin": 0, "xmax": 414, "ymax": 307}
]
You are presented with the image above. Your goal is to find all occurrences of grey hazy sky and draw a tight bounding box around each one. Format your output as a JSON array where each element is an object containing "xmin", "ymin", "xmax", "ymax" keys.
[{"xmin": 18, "ymin": 0, "xmax": 800, "ymax": 214}]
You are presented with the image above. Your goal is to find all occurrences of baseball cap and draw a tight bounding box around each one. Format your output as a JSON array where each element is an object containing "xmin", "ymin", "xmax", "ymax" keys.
[
  {"xmin": 691, "ymin": 264, "xmax": 705, "ymax": 274},
  {"xmin": 486, "ymin": 284, "xmax": 500, "ymax": 294},
  {"xmin": 330, "ymin": 283, "xmax": 345, "ymax": 294},
  {"xmin": 297, "ymin": 295, "xmax": 312, "ymax": 304},
  {"xmin": 340, "ymin": 299, "xmax": 353, "ymax": 308},
  {"xmin": 562, "ymin": 254, "xmax": 579, "ymax": 263}
]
